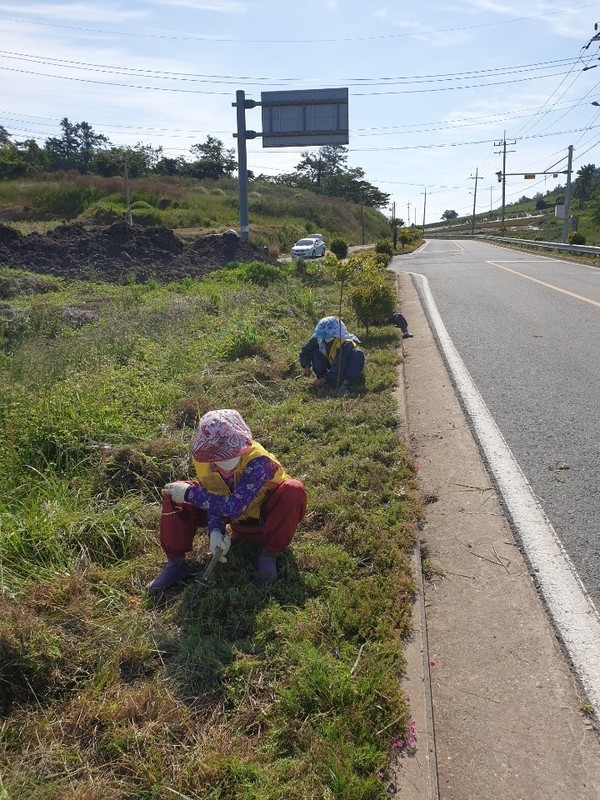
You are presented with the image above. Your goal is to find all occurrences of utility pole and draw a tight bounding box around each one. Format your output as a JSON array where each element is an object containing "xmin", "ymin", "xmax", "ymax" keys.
[
  {"xmin": 494, "ymin": 132, "xmax": 516, "ymax": 230},
  {"xmin": 469, "ymin": 168, "xmax": 483, "ymax": 235},
  {"xmin": 421, "ymin": 187, "xmax": 427, "ymax": 235},
  {"xmin": 561, "ymin": 144, "xmax": 574, "ymax": 244}
]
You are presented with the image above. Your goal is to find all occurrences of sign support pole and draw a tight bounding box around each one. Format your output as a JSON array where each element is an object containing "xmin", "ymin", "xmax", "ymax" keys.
[{"xmin": 234, "ymin": 90, "xmax": 250, "ymax": 239}]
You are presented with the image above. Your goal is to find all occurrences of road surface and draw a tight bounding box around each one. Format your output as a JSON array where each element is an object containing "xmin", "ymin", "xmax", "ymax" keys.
[{"xmin": 390, "ymin": 238, "xmax": 600, "ymax": 611}]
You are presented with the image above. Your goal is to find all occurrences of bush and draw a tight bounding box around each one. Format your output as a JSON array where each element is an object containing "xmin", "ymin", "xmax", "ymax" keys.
[
  {"xmin": 569, "ymin": 232, "xmax": 586, "ymax": 245},
  {"xmin": 329, "ymin": 237, "xmax": 348, "ymax": 259},
  {"xmin": 374, "ymin": 239, "xmax": 393, "ymax": 258},
  {"xmin": 350, "ymin": 278, "xmax": 395, "ymax": 333},
  {"xmin": 236, "ymin": 261, "xmax": 285, "ymax": 287},
  {"xmin": 33, "ymin": 185, "xmax": 104, "ymax": 219}
]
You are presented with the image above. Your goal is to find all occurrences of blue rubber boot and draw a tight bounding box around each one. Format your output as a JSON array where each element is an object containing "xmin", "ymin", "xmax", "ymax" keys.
[
  {"xmin": 253, "ymin": 549, "xmax": 278, "ymax": 586},
  {"xmin": 147, "ymin": 557, "xmax": 194, "ymax": 592}
]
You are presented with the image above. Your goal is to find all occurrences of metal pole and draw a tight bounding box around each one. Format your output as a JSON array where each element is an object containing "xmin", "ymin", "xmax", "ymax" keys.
[
  {"xmin": 561, "ymin": 145, "xmax": 574, "ymax": 244},
  {"xmin": 234, "ymin": 89, "xmax": 250, "ymax": 239},
  {"xmin": 124, "ymin": 153, "xmax": 133, "ymax": 227},
  {"xmin": 422, "ymin": 187, "xmax": 427, "ymax": 235},
  {"xmin": 471, "ymin": 167, "xmax": 479, "ymax": 235},
  {"xmin": 501, "ymin": 138, "xmax": 507, "ymax": 229}
]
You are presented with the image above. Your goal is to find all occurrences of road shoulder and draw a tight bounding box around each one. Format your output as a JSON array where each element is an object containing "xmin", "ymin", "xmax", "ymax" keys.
[{"xmin": 394, "ymin": 270, "xmax": 600, "ymax": 800}]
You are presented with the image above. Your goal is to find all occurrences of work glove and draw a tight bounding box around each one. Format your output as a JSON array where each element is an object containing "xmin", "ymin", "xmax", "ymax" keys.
[
  {"xmin": 209, "ymin": 529, "xmax": 231, "ymax": 563},
  {"xmin": 163, "ymin": 481, "xmax": 190, "ymax": 504}
]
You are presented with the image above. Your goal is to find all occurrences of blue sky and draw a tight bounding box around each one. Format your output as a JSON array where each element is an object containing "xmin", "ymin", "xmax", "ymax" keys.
[{"xmin": 1, "ymin": 1, "xmax": 600, "ymax": 224}]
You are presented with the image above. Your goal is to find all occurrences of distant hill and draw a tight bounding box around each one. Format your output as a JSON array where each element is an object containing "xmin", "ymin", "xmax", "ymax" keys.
[{"xmin": 0, "ymin": 174, "xmax": 393, "ymax": 256}]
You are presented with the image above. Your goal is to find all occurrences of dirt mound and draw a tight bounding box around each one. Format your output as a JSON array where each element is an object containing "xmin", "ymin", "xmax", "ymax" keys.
[{"xmin": 0, "ymin": 221, "xmax": 278, "ymax": 283}]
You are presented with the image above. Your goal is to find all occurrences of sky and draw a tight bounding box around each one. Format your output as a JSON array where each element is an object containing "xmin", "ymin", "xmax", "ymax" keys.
[{"xmin": 1, "ymin": 1, "xmax": 600, "ymax": 225}]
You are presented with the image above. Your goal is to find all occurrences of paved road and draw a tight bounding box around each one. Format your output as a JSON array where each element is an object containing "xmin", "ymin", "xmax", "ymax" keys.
[{"xmin": 390, "ymin": 238, "xmax": 600, "ymax": 610}]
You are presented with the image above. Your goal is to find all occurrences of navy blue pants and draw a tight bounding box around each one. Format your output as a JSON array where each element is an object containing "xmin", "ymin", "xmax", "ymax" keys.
[{"xmin": 310, "ymin": 348, "xmax": 365, "ymax": 385}]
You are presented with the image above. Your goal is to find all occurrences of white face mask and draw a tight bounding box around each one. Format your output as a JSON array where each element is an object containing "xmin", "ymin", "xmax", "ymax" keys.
[{"xmin": 214, "ymin": 456, "xmax": 241, "ymax": 471}]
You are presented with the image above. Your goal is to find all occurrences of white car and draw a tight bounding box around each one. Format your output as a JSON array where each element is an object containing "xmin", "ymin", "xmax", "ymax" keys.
[{"xmin": 291, "ymin": 237, "xmax": 326, "ymax": 258}]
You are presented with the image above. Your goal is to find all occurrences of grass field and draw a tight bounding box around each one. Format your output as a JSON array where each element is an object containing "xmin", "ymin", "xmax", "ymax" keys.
[{"xmin": 0, "ymin": 257, "xmax": 423, "ymax": 799}]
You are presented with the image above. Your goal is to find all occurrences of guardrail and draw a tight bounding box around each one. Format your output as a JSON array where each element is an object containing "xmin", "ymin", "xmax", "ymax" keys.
[
  {"xmin": 427, "ymin": 233, "xmax": 600, "ymax": 258},
  {"xmin": 487, "ymin": 237, "xmax": 600, "ymax": 257}
]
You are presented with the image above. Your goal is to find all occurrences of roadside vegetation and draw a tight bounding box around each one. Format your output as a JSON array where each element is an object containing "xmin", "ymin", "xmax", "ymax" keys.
[
  {"xmin": 0, "ymin": 253, "xmax": 423, "ymax": 799},
  {"xmin": 0, "ymin": 172, "xmax": 394, "ymax": 258},
  {"xmin": 427, "ymin": 168, "xmax": 600, "ymax": 247}
]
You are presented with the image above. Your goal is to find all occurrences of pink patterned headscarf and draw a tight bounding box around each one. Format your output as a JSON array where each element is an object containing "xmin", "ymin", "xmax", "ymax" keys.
[{"xmin": 192, "ymin": 409, "xmax": 253, "ymax": 462}]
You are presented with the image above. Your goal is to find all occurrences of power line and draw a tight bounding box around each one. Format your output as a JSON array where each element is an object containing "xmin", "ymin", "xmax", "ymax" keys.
[{"xmin": 0, "ymin": 49, "xmax": 581, "ymax": 88}]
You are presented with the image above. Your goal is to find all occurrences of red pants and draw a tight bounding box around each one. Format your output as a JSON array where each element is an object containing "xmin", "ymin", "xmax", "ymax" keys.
[{"xmin": 159, "ymin": 479, "xmax": 307, "ymax": 558}]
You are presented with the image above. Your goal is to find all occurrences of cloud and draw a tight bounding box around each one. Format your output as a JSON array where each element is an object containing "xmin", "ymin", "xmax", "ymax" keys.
[
  {"xmin": 463, "ymin": 0, "xmax": 597, "ymax": 40},
  {"xmin": 0, "ymin": 2, "xmax": 145, "ymax": 22},
  {"xmin": 150, "ymin": 0, "xmax": 246, "ymax": 11}
]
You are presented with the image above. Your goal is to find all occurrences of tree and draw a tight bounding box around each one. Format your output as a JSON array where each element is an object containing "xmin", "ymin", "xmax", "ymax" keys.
[
  {"xmin": 155, "ymin": 156, "xmax": 185, "ymax": 176},
  {"xmin": 281, "ymin": 145, "xmax": 388, "ymax": 207},
  {"xmin": 187, "ymin": 135, "xmax": 236, "ymax": 179},
  {"xmin": 441, "ymin": 209, "xmax": 458, "ymax": 221},
  {"xmin": 390, "ymin": 217, "xmax": 404, "ymax": 250},
  {"xmin": 44, "ymin": 118, "xmax": 109, "ymax": 172},
  {"xmin": 294, "ymin": 145, "xmax": 348, "ymax": 189},
  {"xmin": 0, "ymin": 137, "xmax": 50, "ymax": 179},
  {"xmin": 91, "ymin": 143, "xmax": 162, "ymax": 178},
  {"xmin": 78, "ymin": 121, "xmax": 109, "ymax": 173},
  {"xmin": 0, "ymin": 125, "xmax": 10, "ymax": 145},
  {"xmin": 572, "ymin": 163, "xmax": 599, "ymax": 210}
]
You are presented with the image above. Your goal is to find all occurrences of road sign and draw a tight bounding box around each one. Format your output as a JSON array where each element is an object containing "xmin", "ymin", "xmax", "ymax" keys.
[{"xmin": 261, "ymin": 88, "xmax": 349, "ymax": 147}]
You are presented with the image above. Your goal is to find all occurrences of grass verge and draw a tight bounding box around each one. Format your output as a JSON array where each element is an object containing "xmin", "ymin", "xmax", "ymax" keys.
[{"xmin": 0, "ymin": 259, "xmax": 422, "ymax": 799}]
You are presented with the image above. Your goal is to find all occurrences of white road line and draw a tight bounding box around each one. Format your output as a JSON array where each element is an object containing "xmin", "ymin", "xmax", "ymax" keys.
[{"xmin": 411, "ymin": 271, "xmax": 600, "ymax": 709}]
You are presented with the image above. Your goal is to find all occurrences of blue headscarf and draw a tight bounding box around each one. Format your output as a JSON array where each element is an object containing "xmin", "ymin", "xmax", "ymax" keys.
[{"xmin": 313, "ymin": 316, "xmax": 360, "ymax": 343}]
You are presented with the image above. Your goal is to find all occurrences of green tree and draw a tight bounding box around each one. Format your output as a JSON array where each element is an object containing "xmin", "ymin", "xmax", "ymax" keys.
[
  {"xmin": 390, "ymin": 217, "xmax": 405, "ymax": 250},
  {"xmin": 572, "ymin": 163, "xmax": 599, "ymax": 210},
  {"xmin": 187, "ymin": 135, "xmax": 236, "ymax": 179},
  {"xmin": 295, "ymin": 145, "xmax": 348, "ymax": 189},
  {"xmin": 0, "ymin": 138, "xmax": 50, "ymax": 179},
  {"xmin": 44, "ymin": 118, "xmax": 109, "ymax": 172},
  {"xmin": 92, "ymin": 144, "xmax": 162, "ymax": 178},
  {"xmin": 441, "ymin": 209, "xmax": 458, "ymax": 221}
]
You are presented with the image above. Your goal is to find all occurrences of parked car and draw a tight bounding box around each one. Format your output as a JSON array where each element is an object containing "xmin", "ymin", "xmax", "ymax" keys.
[{"xmin": 291, "ymin": 237, "xmax": 326, "ymax": 258}]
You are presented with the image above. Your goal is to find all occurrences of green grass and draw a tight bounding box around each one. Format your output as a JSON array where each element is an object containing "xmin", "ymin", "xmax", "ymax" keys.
[
  {"xmin": 0, "ymin": 173, "xmax": 393, "ymax": 254},
  {"xmin": 0, "ymin": 262, "xmax": 421, "ymax": 799}
]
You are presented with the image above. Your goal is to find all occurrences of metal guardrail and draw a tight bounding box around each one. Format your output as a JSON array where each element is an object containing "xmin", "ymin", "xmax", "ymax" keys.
[
  {"xmin": 427, "ymin": 233, "xmax": 600, "ymax": 258},
  {"xmin": 486, "ymin": 237, "xmax": 600, "ymax": 257}
]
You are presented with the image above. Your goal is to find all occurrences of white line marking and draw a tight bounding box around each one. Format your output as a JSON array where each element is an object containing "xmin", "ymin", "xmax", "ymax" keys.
[{"xmin": 411, "ymin": 271, "xmax": 600, "ymax": 709}]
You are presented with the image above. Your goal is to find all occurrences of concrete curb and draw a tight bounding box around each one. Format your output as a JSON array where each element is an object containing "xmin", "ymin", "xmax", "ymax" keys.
[{"xmin": 391, "ymin": 326, "xmax": 439, "ymax": 799}]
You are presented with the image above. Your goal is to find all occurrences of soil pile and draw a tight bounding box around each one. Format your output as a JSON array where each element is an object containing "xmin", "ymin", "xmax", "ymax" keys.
[{"xmin": 0, "ymin": 221, "xmax": 278, "ymax": 283}]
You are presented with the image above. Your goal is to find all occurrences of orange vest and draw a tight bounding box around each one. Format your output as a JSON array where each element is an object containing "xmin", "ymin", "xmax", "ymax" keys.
[{"xmin": 192, "ymin": 441, "xmax": 288, "ymax": 521}]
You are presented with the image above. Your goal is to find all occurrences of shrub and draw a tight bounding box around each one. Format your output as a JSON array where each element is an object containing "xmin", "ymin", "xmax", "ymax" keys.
[
  {"xmin": 329, "ymin": 237, "xmax": 348, "ymax": 259},
  {"xmin": 374, "ymin": 239, "xmax": 393, "ymax": 258},
  {"xmin": 569, "ymin": 232, "xmax": 586, "ymax": 245},
  {"xmin": 33, "ymin": 185, "xmax": 104, "ymax": 219},
  {"xmin": 237, "ymin": 261, "xmax": 285, "ymax": 287},
  {"xmin": 349, "ymin": 277, "xmax": 396, "ymax": 333}
]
